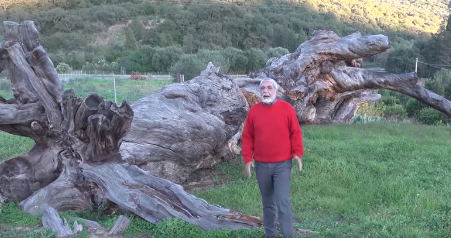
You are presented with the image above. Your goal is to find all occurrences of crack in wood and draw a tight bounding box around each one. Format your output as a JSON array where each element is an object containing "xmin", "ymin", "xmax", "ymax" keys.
[{"xmin": 125, "ymin": 182, "xmax": 199, "ymax": 218}]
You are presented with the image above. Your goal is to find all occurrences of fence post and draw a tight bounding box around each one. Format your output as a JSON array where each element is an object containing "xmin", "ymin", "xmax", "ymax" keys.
[{"xmin": 113, "ymin": 73, "xmax": 117, "ymax": 104}]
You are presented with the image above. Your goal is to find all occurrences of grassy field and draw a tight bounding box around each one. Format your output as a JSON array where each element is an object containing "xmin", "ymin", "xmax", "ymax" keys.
[
  {"xmin": 200, "ymin": 123, "xmax": 451, "ymax": 237},
  {"xmin": 1, "ymin": 122, "xmax": 450, "ymax": 237},
  {"xmin": 1, "ymin": 78, "xmax": 451, "ymax": 237},
  {"xmin": 0, "ymin": 77, "xmax": 172, "ymax": 105}
]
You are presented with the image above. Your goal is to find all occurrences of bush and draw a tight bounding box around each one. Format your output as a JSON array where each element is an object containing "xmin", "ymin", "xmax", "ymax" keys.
[
  {"xmin": 384, "ymin": 104, "xmax": 407, "ymax": 118},
  {"xmin": 196, "ymin": 50, "xmax": 230, "ymax": 73},
  {"xmin": 82, "ymin": 59, "xmax": 119, "ymax": 74},
  {"xmin": 356, "ymin": 102, "xmax": 385, "ymax": 117},
  {"xmin": 265, "ymin": 47, "xmax": 289, "ymax": 58},
  {"xmin": 385, "ymin": 47, "xmax": 418, "ymax": 74},
  {"xmin": 405, "ymin": 98, "xmax": 425, "ymax": 118},
  {"xmin": 354, "ymin": 114, "xmax": 382, "ymax": 123},
  {"xmin": 55, "ymin": 62, "xmax": 72, "ymax": 73},
  {"xmin": 169, "ymin": 54, "xmax": 205, "ymax": 81},
  {"xmin": 418, "ymin": 107, "xmax": 443, "ymax": 125}
]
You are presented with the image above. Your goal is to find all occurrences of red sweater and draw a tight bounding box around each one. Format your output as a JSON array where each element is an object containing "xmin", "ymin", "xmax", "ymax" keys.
[{"xmin": 242, "ymin": 100, "xmax": 304, "ymax": 164}]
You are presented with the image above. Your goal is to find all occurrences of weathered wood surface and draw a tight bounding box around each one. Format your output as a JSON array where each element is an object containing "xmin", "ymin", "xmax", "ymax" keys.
[
  {"xmin": 81, "ymin": 163, "xmax": 263, "ymax": 230},
  {"xmin": 243, "ymin": 30, "xmax": 451, "ymax": 123},
  {"xmin": 0, "ymin": 21, "xmax": 271, "ymax": 237},
  {"xmin": 120, "ymin": 63, "xmax": 249, "ymax": 184},
  {"xmin": 41, "ymin": 206, "xmax": 83, "ymax": 237}
]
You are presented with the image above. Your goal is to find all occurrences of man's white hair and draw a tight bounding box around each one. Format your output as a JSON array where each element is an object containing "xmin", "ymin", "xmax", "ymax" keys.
[{"xmin": 259, "ymin": 78, "xmax": 279, "ymax": 90}]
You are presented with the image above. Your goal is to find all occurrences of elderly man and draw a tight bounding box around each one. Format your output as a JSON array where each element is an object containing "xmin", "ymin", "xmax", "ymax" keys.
[{"xmin": 241, "ymin": 78, "xmax": 304, "ymax": 238}]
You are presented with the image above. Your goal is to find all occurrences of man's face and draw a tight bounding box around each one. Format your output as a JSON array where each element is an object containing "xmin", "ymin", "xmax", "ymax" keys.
[{"xmin": 260, "ymin": 81, "xmax": 277, "ymax": 104}]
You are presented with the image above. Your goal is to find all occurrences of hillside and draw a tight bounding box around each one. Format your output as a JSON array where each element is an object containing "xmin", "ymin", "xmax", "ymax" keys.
[
  {"xmin": 295, "ymin": 0, "xmax": 449, "ymax": 34},
  {"xmin": 0, "ymin": 0, "xmax": 449, "ymax": 74}
]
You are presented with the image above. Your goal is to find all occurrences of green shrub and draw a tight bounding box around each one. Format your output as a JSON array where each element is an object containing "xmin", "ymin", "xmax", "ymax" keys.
[
  {"xmin": 56, "ymin": 62, "xmax": 72, "ymax": 73},
  {"xmin": 405, "ymin": 97, "xmax": 425, "ymax": 118},
  {"xmin": 266, "ymin": 47, "xmax": 289, "ymax": 58},
  {"xmin": 354, "ymin": 114, "xmax": 383, "ymax": 123},
  {"xmin": 384, "ymin": 104, "xmax": 407, "ymax": 118},
  {"xmin": 169, "ymin": 54, "xmax": 205, "ymax": 81},
  {"xmin": 418, "ymin": 107, "xmax": 443, "ymax": 125}
]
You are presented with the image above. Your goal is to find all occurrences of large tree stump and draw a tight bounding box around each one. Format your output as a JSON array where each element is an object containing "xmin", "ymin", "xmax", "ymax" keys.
[
  {"xmin": 120, "ymin": 63, "xmax": 248, "ymax": 184},
  {"xmin": 0, "ymin": 21, "xmax": 265, "ymax": 236}
]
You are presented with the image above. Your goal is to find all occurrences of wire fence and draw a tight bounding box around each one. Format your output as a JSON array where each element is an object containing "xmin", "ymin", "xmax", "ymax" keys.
[
  {"xmin": 0, "ymin": 72, "xmax": 250, "ymax": 104},
  {"xmin": 0, "ymin": 72, "xmax": 173, "ymax": 81},
  {"xmin": 57, "ymin": 72, "xmax": 173, "ymax": 82}
]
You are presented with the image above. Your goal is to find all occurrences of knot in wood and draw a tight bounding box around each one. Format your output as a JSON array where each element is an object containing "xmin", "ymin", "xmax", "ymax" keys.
[{"xmin": 320, "ymin": 61, "xmax": 334, "ymax": 74}]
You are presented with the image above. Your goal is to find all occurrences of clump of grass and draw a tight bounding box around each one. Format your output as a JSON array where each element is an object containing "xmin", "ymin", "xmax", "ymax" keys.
[
  {"xmin": 0, "ymin": 131, "xmax": 34, "ymax": 162},
  {"xmin": 0, "ymin": 202, "xmax": 40, "ymax": 226}
]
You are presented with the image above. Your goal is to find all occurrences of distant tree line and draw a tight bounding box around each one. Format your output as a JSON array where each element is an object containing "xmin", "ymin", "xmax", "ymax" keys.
[
  {"xmin": 0, "ymin": 0, "xmax": 446, "ymax": 77},
  {"xmin": 2, "ymin": 0, "xmax": 450, "ymax": 125}
]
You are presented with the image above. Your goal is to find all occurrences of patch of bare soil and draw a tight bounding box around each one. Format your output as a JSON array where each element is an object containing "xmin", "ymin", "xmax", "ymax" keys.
[
  {"xmin": 182, "ymin": 168, "xmax": 223, "ymax": 194},
  {"xmin": 93, "ymin": 21, "xmax": 132, "ymax": 48},
  {"xmin": 93, "ymin": 19, "xmax": 165, "ymax": 48}
]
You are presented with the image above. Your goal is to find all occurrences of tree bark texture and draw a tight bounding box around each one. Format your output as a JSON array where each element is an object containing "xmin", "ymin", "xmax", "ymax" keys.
[
  {"xmin": 0, "ymin": 21, "xmax": 263, "ymax": 236},
  {"xmin": 244, "ymin": 30, "xmax": 451, "ymax": 123},
  {"xmin": 120, "ymin": 62, "xmax": 249, "ymax": 184}
]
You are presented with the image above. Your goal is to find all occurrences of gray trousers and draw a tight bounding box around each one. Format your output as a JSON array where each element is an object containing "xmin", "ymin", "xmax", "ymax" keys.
[{"xmin": 255, "ymin": 159, "xmax": 294, "ymax": 238}]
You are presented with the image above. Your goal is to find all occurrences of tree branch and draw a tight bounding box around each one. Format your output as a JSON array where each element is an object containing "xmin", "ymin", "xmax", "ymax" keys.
[
  {"xmin": 20, "ymin": 21, "xmax": 63, "ymax": 105},
  {"xmin": 81, "ymin": 163, "xmax": 263, "ymax": 230},
  {"xmin": 19, "ymin": 158, "xmax": 91, "ymax": 215},
  {"xmin": 3, "ymin": 21, "xmax": 62, "ymax": 130},
  {"xmin": 332, "ymin": 68, "xmax": 451, "ymax": 116},
  {"xmin": 0, "ymin": 146, "xmax": 60, "ymax": 202},
  {"xmin": 42, "ymin": 206, "xmax": 83, "ymax": 237},
  {"xmin": 0, "ymin": 102, "xmax": 46, "ymax": 125}
]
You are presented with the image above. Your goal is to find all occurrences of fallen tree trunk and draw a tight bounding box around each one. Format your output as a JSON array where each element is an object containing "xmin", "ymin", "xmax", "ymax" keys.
[
  {"xmin": 243, "ymin": 30, "xmax": 451, "ymax": 123},
  {"xmin": 120, "ymin": 63, "xmax": 249, "ymax": 184},
  {"xmin": 0, "ymin": 21, "xmax": 268, "ymax": 237}
]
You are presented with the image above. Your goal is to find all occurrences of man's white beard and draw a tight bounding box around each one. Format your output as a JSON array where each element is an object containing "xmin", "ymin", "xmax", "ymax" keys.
[{"xmin": 262, "ymin": 97, "xmax": 277, "ymax": 105}]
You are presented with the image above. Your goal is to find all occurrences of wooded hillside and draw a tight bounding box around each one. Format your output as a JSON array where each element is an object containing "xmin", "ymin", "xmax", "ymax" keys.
[{"xmin": 0, "ymin": 0, "xmax": 448, "ymax": 74}]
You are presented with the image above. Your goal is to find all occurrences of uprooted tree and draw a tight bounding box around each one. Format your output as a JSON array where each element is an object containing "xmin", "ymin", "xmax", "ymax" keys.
[
  {"xmin": 237, "ymin": 30, "xmax": 451, "ymax": 124},
  {"xmin": 0, "ymin": 21, "xmax": 264, "ymax": 236},
  {"xmin": 1, "ymin": 21, "xmax": 451, "ymax": 236}
]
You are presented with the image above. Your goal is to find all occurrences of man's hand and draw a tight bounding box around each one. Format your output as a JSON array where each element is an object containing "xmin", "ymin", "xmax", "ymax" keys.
[
  {"xmin": 244, "ymin": 161, "xmax": 254, "ymax": 178},
  {"xmin": 293, "ymin": 155, "xmax": 302, "ymax": 171}
]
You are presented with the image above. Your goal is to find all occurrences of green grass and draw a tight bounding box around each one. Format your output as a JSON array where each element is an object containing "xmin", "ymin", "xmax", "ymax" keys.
[
  {"xmin": 197, "ymin": 123, "xmax": 451, "ymax": 237},
  {"xmin": 0, "ymin": 203, "xmax": 56, "ymax": 238},
  {"xmin": 63, "ymin": 78, "xmax": 172, "ymax": 104},
  {"xmin": 0, "ymin": 132, "xmax": 34, "ymax": 162},
  {"xmin": 0, "ymin": 77, "xmax": 172, "ymax": 105},
  {"xmin": 1, "ymin": 77, "xmax": 451, "ymax": 237},
  {"xmin": 2, "ymin": 123, "xmax": 451, "ymax": 237}
]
